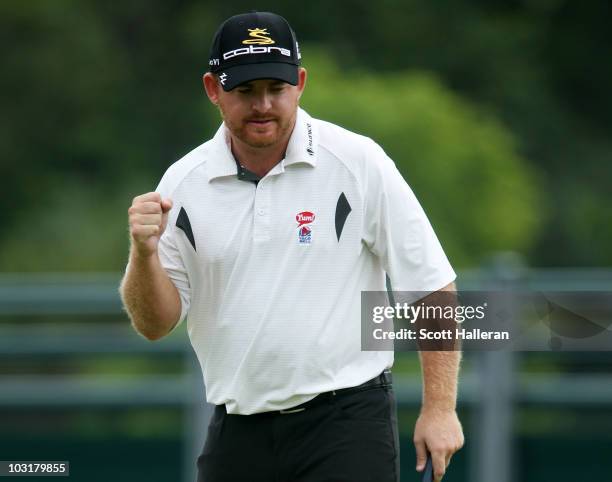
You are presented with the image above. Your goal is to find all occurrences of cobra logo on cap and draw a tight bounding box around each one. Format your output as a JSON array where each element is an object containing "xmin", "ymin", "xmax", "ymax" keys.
[{"xmin": 242, "ymin": 28, "xmax": 275, "ymax": 45}]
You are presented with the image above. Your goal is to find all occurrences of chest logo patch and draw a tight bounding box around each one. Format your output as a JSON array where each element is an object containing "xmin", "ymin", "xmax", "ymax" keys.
[{"xmin": 296, "ymin": 211, "xmax": 315, "ymax": 244}]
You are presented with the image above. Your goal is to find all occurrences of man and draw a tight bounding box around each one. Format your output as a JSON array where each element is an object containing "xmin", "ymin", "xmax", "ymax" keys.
[{"xmin": 120, "ymin": 11, "xmax": 463, "ymax": 482}]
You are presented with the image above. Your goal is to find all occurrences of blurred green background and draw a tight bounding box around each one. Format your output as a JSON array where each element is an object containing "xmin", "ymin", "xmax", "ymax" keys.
[{"xmin": 1, "ymin": 1, "xmax": 611, "ymax": 481}]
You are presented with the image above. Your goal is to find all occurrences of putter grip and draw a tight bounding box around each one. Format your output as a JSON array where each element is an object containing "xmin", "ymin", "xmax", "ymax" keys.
[{"xmin": 422, "ymin": 455, "xmax": 433, "ymax": 482}]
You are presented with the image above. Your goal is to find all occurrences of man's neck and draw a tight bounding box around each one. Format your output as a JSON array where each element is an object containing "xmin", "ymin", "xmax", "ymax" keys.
[{"xmin": 230, "ymin": 118, "xmax": 296, "ymax": 178}]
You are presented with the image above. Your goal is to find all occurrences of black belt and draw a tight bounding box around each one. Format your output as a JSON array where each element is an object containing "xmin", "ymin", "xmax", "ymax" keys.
[{"xmin": 277, "ymin": 369, "xmax": 393, "ymax": 414}]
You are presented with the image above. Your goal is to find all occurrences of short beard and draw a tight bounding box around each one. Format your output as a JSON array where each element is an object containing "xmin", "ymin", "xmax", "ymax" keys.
[{"xmin": 218, "ymin": 105, "xmax": 297, "ymax": 149}]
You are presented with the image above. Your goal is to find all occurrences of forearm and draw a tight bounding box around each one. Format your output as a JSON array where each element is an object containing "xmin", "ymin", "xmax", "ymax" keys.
[
  {"xmin": 418, "ymin": 350, "xmax": 461, "ymax": 412},
  {"xmin": 418, "ymin": 282, "xmax": 461, "ymax": 412},
  {"xmin": 120, "ymin": 248, "xmax": 181, "ymax": 340}
]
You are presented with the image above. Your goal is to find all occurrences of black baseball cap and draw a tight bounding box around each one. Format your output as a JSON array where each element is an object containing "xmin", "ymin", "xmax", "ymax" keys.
[{"xmin": 208, "ymin": 12, "xmax": 301, "ymax": 91}]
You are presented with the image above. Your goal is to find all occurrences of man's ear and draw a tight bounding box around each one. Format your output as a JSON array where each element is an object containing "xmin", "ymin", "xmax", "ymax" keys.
[
  {"xmin": 296, "ymin": 67, "xmax": 307, "ymax": 99},
  {"xmin": 203, "ymin": 72, "xmax": 220, "ymax": 105}
]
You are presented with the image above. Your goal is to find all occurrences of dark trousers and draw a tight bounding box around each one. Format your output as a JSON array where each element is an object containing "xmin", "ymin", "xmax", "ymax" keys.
[{"xmin": 197, "ymin": 378, "xmax": 400, "ymax": 482}]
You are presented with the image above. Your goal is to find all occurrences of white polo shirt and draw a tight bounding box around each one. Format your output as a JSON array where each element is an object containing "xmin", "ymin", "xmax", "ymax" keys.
[{"xmin": 153, "ymin": 108, "xmax": 455, "ymax": 415}]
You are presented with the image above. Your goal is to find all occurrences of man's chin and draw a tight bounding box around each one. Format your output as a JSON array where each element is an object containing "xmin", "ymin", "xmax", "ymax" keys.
[{"xmin": 242, "ymin": 134, "xmax": 279, "ymax": 148}]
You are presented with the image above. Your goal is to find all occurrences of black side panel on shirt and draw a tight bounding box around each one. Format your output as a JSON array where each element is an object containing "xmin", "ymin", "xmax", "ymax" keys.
[
  {"xmin": 176, "ymin": 207, "xmax": 196, "ymax": 251},
  {"xmin": 335, "ymin": 192, "xmax": 352, "ymax": 241}
]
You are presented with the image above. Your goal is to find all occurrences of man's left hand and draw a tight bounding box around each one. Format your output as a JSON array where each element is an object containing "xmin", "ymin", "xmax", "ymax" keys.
[{"xmin": 413, "ymin": 408, "xmax": 464, "ymax": 481}]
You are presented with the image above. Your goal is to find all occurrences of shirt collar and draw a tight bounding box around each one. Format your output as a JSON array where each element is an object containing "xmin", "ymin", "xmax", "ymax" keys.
[
  {"xmin": 284, "ymin": 107, "xmax": 318, "ymax": 168},
  {"xmin": 205, "ymin": 124, "xmax": 239, "ymax": 181},
  {"xmin": 206, "ymin": 107, "xmax": 318, "ymax": 182}
]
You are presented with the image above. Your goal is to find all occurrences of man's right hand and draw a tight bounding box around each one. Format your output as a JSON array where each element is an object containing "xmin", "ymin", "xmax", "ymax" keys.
[{"xmin": 128, "ymin": 192, "xmax": 173, "ymax": 258}]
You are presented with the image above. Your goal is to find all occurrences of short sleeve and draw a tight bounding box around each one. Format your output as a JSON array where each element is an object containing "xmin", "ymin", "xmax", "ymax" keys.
[
  {"xmin": 157, "ymin": 225, "xmax": 191, "ymax": 326},
  {"xmin": 362, "ymin": 143, "xmax": 456, "ymax": 292},
  {"xmin": 122, "ymin": 214, "xmax": 191, "ymax": 328},
  {"xmin": 155, "ymin": 179, "xmax": 192, "ymax": 327}
]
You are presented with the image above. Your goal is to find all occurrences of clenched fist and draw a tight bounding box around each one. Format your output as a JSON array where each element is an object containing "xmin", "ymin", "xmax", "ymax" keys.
[{"xmin": 128, "ymin": 192, "xmax": 173, "ymax": 258}]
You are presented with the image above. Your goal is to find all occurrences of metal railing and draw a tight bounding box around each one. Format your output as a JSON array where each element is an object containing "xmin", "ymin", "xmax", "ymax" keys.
[{"xmin": 1, "ymin": 263, "xmax": 612, "ymax": 482}]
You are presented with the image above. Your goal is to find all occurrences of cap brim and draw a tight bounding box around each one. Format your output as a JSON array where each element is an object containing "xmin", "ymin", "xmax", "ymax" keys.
[{"xmin": 218, "ymin": 62, "xmax": 298, "ymax": 91}]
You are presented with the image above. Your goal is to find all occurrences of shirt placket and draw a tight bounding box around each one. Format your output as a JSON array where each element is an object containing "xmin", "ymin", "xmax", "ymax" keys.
[{"xmin": 253, "ymin": 179, "xmax": 271, "ymax": 242}]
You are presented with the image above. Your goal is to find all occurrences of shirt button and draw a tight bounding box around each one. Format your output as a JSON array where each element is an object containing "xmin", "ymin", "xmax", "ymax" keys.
[{"xmin": 258, "ymin": 209, "xmax": 265, "ymax": 216}]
